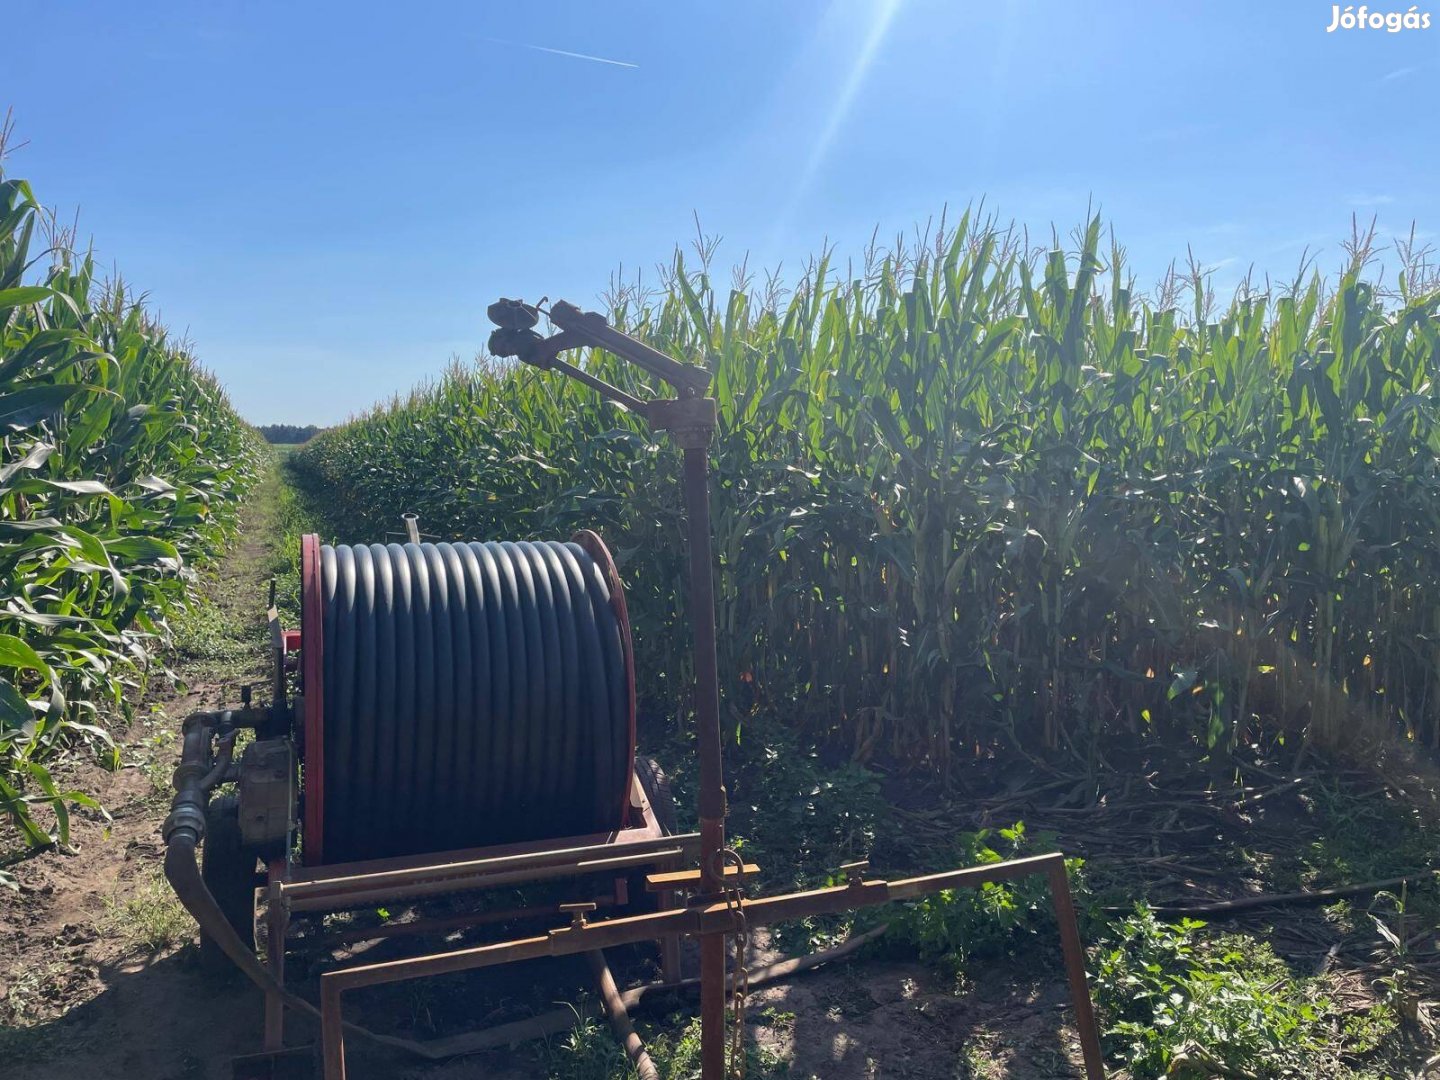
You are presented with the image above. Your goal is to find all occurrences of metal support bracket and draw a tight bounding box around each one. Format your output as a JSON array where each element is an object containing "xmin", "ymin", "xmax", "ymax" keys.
[
  {"xmin": 646, "ymin": 396, "xmax": 718, "ymax": 449},
  {"xmin": 316, "ymin": 851, "xmax": 1105, "ymax": 1080}
]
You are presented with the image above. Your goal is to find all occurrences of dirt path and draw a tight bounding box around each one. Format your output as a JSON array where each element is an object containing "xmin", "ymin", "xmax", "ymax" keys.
[{"xmin": 1, "ymin": 463, "xmax": 283, "ymax": 1080}]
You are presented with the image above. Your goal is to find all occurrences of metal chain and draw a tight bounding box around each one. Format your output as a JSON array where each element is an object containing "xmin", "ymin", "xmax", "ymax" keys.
[{"xmin": 716, "ymin": 847, "xmax": 750, "ymax": 1080}]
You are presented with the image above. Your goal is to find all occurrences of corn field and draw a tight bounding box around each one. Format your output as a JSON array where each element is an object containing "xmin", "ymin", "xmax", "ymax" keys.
[
  {"xmin": 0, "ymin": 161, "xmax": 258, "ymax": 852},
  {"xmin": 293, "ymin": 212, "xmax": 1440, "ymax": 773}
]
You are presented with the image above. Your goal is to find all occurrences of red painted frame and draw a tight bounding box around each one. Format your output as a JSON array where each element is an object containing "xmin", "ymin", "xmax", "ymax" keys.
[
  {"xmin": 300, "ymin": 533, "xmax": 326, "ymax": 865},
  {"xmin": 572, "ymin": 530, "xmax": 638, "ymax": 830}
]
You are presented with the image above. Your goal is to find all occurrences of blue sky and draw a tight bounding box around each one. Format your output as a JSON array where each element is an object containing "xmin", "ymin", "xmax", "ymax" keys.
[{"xmin": 4, "ymin": 1, "xmax": 1436, "ymax": 424}]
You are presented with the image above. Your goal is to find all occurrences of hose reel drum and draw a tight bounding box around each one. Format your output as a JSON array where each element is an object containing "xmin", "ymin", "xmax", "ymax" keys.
[{"xmin": 298, "ymin": 529, "xmax": 638, "ymax": 866}]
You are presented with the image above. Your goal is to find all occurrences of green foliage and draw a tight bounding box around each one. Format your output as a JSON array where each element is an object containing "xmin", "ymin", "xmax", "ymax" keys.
[
  {"xmin": 698, "ymin": 718, "xmax": 891, "ymax": 952},
  {"xmin": 538, "ymin": 1012, "xmax": 630, "ymax": 1078},
  {"xmin": 646, "ymin": 1013, "xmax": 787, "ymax": 1080},
  {"xmin": 171, "ymin": 597, "xmax": 251, "ymax": 665},
  {"xmin": 1092, "ymin": 905, "xmax": 1395, "ymax": 1079},
  {"xmin": 883, "ymin": 821, "xmax": 1081, "ymax": 979},
  {"xmin": 723, "ymin": 719, "xmax": 887, "ymax": 891},
  {"xmin": 293, "ymin": 213, "xmax": 1440, "ymax": 775},
  {"xmin": 272, "ymin": 457, "xmax": 322, "ymax": 627},
  {"xmin": 1296, "ymin": 782, "xmax": 1440, "ymax": 891},
  {"xmin": 537, "ymin": 1011, "xmax": 786, "ymax": 1080},
  {"xmin": 0, "ymin": 163, "xmax": 257, "ymax": 851}
]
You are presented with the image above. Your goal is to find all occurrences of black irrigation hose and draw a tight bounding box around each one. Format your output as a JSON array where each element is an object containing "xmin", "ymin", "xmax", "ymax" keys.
[{"xmin": 315, "ymin": 541, "xmax": 632, "ymax": 863}]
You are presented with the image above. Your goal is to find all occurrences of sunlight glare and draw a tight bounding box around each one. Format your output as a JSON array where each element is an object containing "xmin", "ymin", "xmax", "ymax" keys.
[{"xmin": 775, "ymin": 0, "xmax": 905, "ymax": 237}]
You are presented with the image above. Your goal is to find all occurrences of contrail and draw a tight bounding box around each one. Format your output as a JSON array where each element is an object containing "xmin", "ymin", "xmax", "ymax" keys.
[{"xmin": 486, "ymin": 37, "xmax": 638, "ymax": 69}]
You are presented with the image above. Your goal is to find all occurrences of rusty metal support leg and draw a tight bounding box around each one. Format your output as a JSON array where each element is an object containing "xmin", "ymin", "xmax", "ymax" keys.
[
  {"xmin": 661, "ymin": 931, "xmax": 683, "ymax": 983},
  {"xmin": 1047, "ymin": 860, "xmax": 1106, "ymax": 1080},
  {"xmin": 658, "ymin": 853, "xmax": 683, "ymax": 984},
  {"xmin": 321, "ymin": 976, "xmax": 346, "ymax": 1080},
  {"xmin": 263, "ymin": 877, "xmax": 289, "ymax": 1051},
  {"xmin": 587, "ymin": 950, "xmax": 661, "ymax": 1080},
  {"xmin": 681, "ymin": 440, "xmax": 728, "ymax": 1080},
  {"xmin": 700, "ymin": 912, "xmax": 727, "ymax": 1080}
]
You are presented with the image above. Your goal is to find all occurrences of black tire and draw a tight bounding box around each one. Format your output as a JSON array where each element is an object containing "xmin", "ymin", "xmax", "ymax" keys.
[
  {"xmin": 635, "ymin": 755, "xmax": 678, "ymax": 836},
  {"xmin": 199, "ymin": 793, "xmax": 257, "ymax": 971}
]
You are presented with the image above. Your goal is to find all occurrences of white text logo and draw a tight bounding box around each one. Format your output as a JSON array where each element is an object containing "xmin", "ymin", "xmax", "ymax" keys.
[{"xmin": 1327, "ymin": 5, "xmax": 1431, "ymax": 30}]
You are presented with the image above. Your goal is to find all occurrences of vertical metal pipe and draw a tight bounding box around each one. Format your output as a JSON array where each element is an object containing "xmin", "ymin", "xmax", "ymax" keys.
[
  {"xmin": 1047, "ymin": 861, "xmax": 1106, "ymax": 1080},
  {"xmin": 321, "ymin": 976, "xmax": 346, "ymax": 1080},
  {"xmin": 699, "ymin": 879, "xmax": 727, "ymax": 1079},
  {"xmin": 263, "ymin": 873, "xmax": 289, "ymax": 1051},
  {"xmin": 403, "ymin": 513, "xmax": 421, "ymax": 544},
  {"xmin": 681, "ymin": 443, "xmax": 728, "ymax": 1080},
  {"xmin": 657, "ymin": 852, "xmax": 684, "ymax": 983},
  {"xmin": 681, "ymin": 447, "xmax": 725, "ymax": 833}
]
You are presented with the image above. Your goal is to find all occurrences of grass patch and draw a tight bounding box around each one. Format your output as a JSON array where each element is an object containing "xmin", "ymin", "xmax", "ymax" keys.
[
  {"xmin": 127, "ymin": 707, "xmax": 180, "ymax": 803},
  {"xmin": 100, "ymin": 866, "xmax": 196, "ymax": 953},
  {"xmin": 1254, "ymin": 778, "xmax": 1440, "ymax": 935},
  {"xmin": 0, "ymin": 950, "xmax": 99, "ymax": 1060},
  {"xmin": 647, "ymin": 1014, "xmax": 788, "ymax": 1079},
  {"xmin": 0, "ymin": 959, "xmax": 68, "ymax": 1060},
  {"xmin": 1299, "ymin": 782, "xmax": 1437, "ymax": 884},
  {"xmin": 956, "ymin": 1036, "xmax": 1005, "ymax": 1080},
  {"xmin": 167, "ymin": 453, "xmax": 294, "ymax": 687},
  {"xmin": 170, "ymin": 596, "xmax": 253, "ymax": 667},
  {"xmin": 0, "ymin": 958, "xmax": 70, "ymax": 1027},
  {"xmin": 273, "ymin": 454, "xmax": 324, "ymax": 627},
  {"xmin": 536, "ymin": 1009, "xmax": 630, "ymax": 1078},
  {"xmin": 534, "ymin": 1006, "xmax": 788, "ymax": 1079}
]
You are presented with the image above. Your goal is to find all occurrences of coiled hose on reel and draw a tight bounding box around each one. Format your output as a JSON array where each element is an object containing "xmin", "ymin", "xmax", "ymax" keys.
[{"xmin": 303, "ymin": 534, "xmax": 636, "ymax": 864}]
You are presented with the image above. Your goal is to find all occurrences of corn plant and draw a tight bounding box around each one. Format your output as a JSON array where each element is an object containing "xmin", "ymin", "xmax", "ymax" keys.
[
  {"xmin": 0, "ymin": 161, "xmax": 258, "ymax": 854},
  {"xmin": 293, "ymin": 211, "xmax": 1440, "ymax": 775}
]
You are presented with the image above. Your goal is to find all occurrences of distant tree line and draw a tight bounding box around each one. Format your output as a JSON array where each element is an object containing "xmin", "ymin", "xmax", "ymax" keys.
[{"xmin": 256, "ymin": 424, "xmax": 323, "ymax": 445}]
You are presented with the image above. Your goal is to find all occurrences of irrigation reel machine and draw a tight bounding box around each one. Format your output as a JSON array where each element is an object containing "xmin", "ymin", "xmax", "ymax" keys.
[{"xmin": 162, "ymin": 299, "xmax": 1106, "ymax": 1079}]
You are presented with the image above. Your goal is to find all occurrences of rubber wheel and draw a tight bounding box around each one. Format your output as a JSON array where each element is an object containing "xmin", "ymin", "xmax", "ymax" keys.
[
  {"xmin": 199, "ymin": 793, "xmax": 257, "ymax": 971},
  {"xmin": 635, "ymin": 755, "xmax": 678, "ymax": 836}
]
